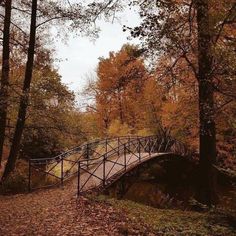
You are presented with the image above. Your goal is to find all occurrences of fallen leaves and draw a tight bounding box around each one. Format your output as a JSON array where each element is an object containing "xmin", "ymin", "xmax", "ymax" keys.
[{"xmin": 0, "ymin": 180, "xmax": 153, "ymax": 236}]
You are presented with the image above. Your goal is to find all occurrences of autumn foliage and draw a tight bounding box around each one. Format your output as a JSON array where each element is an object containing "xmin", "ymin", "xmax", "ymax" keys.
[{"xmin": 83, "ymin": 43, "xmax": 236, "ymax": 171}]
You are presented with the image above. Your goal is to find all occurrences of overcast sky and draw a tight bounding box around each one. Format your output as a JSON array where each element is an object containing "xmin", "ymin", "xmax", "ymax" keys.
[{"xmin": 53, "ymin": 8, "xmax": 140, "ymax": 92}]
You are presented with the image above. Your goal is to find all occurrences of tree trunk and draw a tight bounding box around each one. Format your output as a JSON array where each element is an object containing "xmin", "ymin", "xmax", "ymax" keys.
[
  {"xmin": 2, "ymin": 0, "xmax": 38, "ymax": 180},
  {"xmin": 196, "ymin": 0, "xmax": 218, "ymax": 206},
  {"xmin": 0, "ymin": 0, "xmax": 12, "ymax": 166}
]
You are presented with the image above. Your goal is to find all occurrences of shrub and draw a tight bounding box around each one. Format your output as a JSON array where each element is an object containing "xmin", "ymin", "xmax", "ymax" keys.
[{"xmin": 0, "ymin": 159, "xmax": 28, "ymax": 194}]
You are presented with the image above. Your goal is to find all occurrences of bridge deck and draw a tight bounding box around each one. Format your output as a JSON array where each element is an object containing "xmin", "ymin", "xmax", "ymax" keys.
[{"xmin": 78, "ymin": 152, "xmax": 168, "ymax": 194}]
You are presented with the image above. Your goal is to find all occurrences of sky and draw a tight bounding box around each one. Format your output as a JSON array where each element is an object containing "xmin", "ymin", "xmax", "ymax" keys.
[{"xmin": 53, "ymin": 8, "xmax": 141, "ymax": 93}]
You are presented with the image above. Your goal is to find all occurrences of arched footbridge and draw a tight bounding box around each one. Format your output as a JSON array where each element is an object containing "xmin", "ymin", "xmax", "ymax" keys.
[{"xmin": 28, "ymin": 135, "xmax": 193, "ymax": 195}]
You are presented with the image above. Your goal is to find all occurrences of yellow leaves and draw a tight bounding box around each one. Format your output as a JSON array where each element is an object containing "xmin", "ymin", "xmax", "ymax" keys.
[
  {"xmin": 136, "ymin": 128, "xmax": 152, "ymax": 136},
  {"xmin": 108, "ymin": 119, "xmax": 132, "ymax": 137}
]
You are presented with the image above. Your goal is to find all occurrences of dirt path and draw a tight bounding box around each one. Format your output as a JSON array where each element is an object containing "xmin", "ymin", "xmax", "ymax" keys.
[
  {"xmin": 0, "ymin": 154, "xmax": 156, "ymax": 236},
  {"xmin": 0, "ymin": 178, "xmax": 152, "ymax": 236}
]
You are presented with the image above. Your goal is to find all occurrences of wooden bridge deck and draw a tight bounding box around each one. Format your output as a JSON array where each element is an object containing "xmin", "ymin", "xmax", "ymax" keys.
[{"xmin": 79, "ymin": 152, "xmax": 166, "ymax": 193}]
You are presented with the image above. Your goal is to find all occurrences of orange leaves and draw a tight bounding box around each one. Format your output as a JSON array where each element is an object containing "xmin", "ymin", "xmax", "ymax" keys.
[{"xmin": 93, "ymin": 44, "xmax": 148, "ymax": 134}]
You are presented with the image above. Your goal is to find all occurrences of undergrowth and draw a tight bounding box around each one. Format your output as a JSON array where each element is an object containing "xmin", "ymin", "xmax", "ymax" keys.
[{"xmin": 93, "ymin": 195, "xmax": 236, "ymax": 236}]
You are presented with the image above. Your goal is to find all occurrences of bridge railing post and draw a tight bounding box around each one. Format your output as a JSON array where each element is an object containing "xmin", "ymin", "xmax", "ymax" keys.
[
  {"xmin": 117, "ymin": 137, "xmax": 120, "ymax": 156},
  {"xmin": 105, "ymin": 138, "xmax": 108, "ymax": 154},
  {"xmin": 61, "ymin": 158, "xmax": 64, "ymax": 187},
  {"xmin": 128, "ymin": 136, "xmax": 130, "ymax": 154},
  {"xmin": 103, "ymin": 155, "xmax": 106, "ymax": 187},
  {"xmin": 28, "ymin": 159, "xmax": 31, "ymax": 192},
  {"xmin": 77, "ymin": 161, "xmax": 81, "ymax": 197},
  {"xmin": 86, "ymin": 143, "xmax": 89, "ymax": 169},
  {"xmin": 124, "ymin": 143, "xmax": 127, "ymax": 171},
  {"xmin": 86, "ymin": 143, "xmax": 89, "ymax": 159},
  {"xmin": 149, "ymin": 136, "xmax": 151, "ymax": 157},
  {"xmin": 138, "ymin": 138, "xmax": 141, "ymax": 162}
]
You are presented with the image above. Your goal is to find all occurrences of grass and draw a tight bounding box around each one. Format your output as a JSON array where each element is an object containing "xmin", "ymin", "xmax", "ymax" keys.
[{"xmin": 93, "ymin": 195, "xmax": 236, "ymax": 236}]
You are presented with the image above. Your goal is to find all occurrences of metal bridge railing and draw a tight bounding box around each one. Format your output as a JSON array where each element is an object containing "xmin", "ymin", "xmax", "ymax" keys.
[
  {"xmin": 76, "ymin": 136, "xmax": 192, "ymax": 195},
  {"xmin": 28, "ymin": 136, "xmax": 141, "ymax": 191},
  {"xmin": 28, "ymin": 135, "xmax": 192, "ymax": 193}
]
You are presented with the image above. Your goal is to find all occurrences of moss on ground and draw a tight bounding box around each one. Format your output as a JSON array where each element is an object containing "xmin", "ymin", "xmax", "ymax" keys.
[{"xmin": 94, "ymin": 195, "xmax": 236, "ymax": 236}]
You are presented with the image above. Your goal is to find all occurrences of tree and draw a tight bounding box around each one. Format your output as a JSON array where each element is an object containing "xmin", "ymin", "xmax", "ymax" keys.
[
  {"xmin": 0, "ymin": 0, "xmax": 111, "ymax": 178},
  {"xmin": 84, "ymin": 45, "xmax": 148, "ymax": 136},
  {"xmin": 2, "ymin": 0, "xmax": 38, "ymax": 179},
  {"xmin": 196, "ymin": 0, "xmax": 217, "ymax": 205},
  {"xmin": 123, "ymin": 0, "xmax": 236, "ymax": 205},
  {"xmin": 20, "ymin": 66, "xmax": 82, "ymax": 160},
  {"xmin": 0, "ymin": 0, "xmax": 12, "ymax": 166}
]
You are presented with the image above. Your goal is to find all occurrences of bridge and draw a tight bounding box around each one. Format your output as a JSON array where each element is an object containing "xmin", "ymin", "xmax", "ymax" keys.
[{"xmin": 28, "ymin": 135, "xmax": 193, "ymax": 195}]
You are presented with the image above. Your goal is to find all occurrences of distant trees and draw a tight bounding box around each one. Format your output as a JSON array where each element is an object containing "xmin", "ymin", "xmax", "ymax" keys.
[
  {"xmin": 85, "ymin": 45, "xmax": 156, "ymax": 136},
  {"xmin": 0, "ymin": 0, "xmax": 106, "ymax": 180},
  {"xmin": 20, "ymin": 67, "xmax": 80, "ymax": 160},
  {"xmin": 84, "ymin": 44, "xmax": 166, "ymax": 137},
  {"xmin": 82, "ymin": 0, "xmax": 236, "ymax": 206},
  {"xmin": 83, "ymin": 43, "xmax": 199, "ymax": 140}
]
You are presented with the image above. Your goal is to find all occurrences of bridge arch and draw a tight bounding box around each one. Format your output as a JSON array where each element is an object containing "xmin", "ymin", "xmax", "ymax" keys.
[{"xmin": 102, "ymin": 153, "xmax": 197, "ymax": 206}]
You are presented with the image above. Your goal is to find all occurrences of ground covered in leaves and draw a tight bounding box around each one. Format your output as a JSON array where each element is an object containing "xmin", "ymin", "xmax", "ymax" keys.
[
  {"xmin": 0, "ymin": 180, "xmax": 235, "ymax": 236},
  {"xmin": 0, "ymin": 180, "xmax": 152, "ymax": 236},
  {"xmin": 102, "ymin": 197, "xmax": 236, "ymax": 236}
]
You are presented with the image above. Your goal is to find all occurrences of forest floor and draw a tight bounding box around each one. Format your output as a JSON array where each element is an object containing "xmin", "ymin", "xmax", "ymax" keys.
[
  {"xmin": 0, "ymin": 179, "xmax": 152, "ymax": 236},
  {"xmin": 0, "ymin": 177, "xmax": 236, "ymax": 236}
]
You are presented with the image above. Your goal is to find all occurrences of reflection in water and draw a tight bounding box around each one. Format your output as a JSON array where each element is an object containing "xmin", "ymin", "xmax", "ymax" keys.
[{"xmin": 106, "ymin": 155, "xmax": 236, "ymax": 210}]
